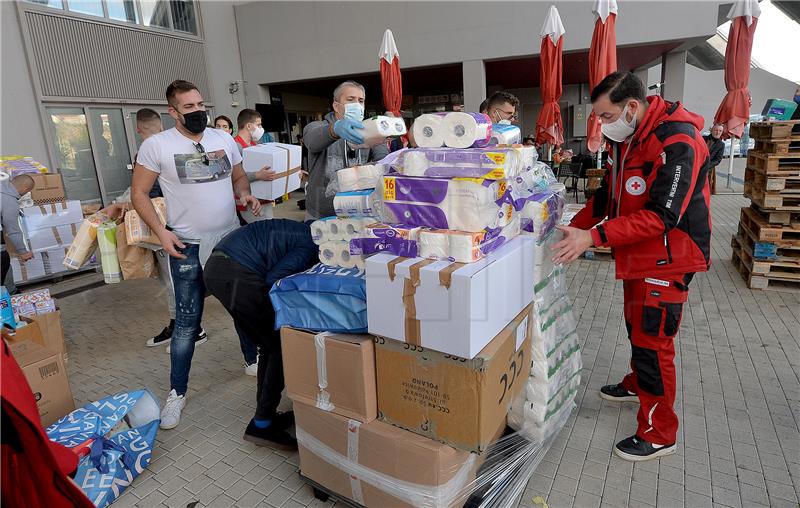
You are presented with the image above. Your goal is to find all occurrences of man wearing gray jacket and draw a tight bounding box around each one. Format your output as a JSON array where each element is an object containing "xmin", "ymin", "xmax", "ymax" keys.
[
  {"xmin": 302, "ymin": 81, "xmax": 389, "ymax": 220},
  {"xmin": 1, "ymin": 174, "xmax": 35, "ymax": 283}
]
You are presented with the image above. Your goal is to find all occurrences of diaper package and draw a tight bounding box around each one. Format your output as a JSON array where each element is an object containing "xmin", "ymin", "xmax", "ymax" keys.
[
  {"xmin": 394, "ymin": 146, "xmax": 537, "ymax": 180},
  {"xmin": 63, "ymin": 211, "xmax": 110, "ymax": 269},
  {"xmin": 378, "ymin": 175, "xmax": 513, "ymax": 232},
  {"xmin": 336, "ymin": 165, "xmax": 385, "ymax": 192}
]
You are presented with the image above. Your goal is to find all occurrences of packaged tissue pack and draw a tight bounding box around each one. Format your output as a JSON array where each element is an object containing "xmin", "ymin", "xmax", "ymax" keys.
[
  {"xmin": 336, "ymin": 164, "xmax": 385, "ymax": 192},
  {"xmin": 379, "ymin": 175, "xmax": 513, "ymax": 232},
  {"xmin": 394, "ymin": 146, "xmax": 537, "ymax": 180}
]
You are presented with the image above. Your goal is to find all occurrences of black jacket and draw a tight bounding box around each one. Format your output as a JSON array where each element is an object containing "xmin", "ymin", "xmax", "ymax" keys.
[{"xmin": 703, "ymin": 135, "xmax": 725, "ymax": 168}]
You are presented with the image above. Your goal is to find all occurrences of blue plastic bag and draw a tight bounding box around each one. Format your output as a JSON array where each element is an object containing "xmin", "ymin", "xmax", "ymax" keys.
[
  {"xmin": 270, "ymin": 263, "xmax": 367, "ymax": 333},
  {"xmin": 46, "ymin": 389, "xmax": 161, "ymax": 508}
]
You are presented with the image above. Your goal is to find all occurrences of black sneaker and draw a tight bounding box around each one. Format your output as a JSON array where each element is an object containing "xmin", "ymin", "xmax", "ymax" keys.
[
  {"xmin": 599, "ymin": 383, "xmax": 638, "ymax": 402},
  {"xmin": 146, "ymin": 320, "xmax": 174, "ymax": 347},
  {"xmin": 166, "ymin": 329, "xmax": 208, "ymax": 354},
  {"xmin": 614, "ymin": 435, "xmax": 676, "ymax": 462},
  {"xmin": 272, "ymin": 411, "xmax": 295, "ymax": 431},
  {"xmin": 243, "ymin": 419, "xmax": 297, "ymax": 450}
]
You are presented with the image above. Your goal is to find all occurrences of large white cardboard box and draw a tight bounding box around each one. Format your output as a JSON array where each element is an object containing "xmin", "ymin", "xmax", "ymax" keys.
[{"xmin": 242, "ymin": 143, "xmax": 302, "ymax": 201}]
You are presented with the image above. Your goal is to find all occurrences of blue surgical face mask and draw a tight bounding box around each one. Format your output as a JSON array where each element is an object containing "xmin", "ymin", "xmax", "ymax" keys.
[
  {"xmin": 343, "ymin": 102, "xmax": 365, "ymax": 122},
  {"xmin": 794, "ymin": 95, "xmax": 800, "ymax": 105}
]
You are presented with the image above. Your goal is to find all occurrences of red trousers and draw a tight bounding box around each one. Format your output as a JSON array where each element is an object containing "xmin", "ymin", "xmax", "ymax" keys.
[{"xmin": 619, "ymin": 274, "xmax": 692, "ymax": 445}]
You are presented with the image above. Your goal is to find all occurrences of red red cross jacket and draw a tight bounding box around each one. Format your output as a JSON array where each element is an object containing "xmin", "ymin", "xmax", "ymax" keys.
[{"xmin": 570, "ymin": 95, "xmax": 713, "ymax": 279}]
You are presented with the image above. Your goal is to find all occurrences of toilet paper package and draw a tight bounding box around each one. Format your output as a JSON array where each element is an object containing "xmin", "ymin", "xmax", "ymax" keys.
[
  {"xmin": 418, "ymin": 216, "xmax": 520, "ymax": 263},
  {"xmin": 396, "ymin": 146, "xmax": 536, "ymax": 180},
  {"xmin": 441, "ymin": 112, "xmax": 493, "ymax": 149},
  {"xmin": 349, "ymin": 222, "xmax": 421, "ymax": 257},
  {"xmin": 379, "ymin": 175, "xmax": 513, "ymax": 232},
  {"xmin": 511, "ymin": 162, "xmax": 559, "ymax": 196},
  {"xmin": 411, "ymin": 113, "xmax": 447, "ymax": 148},
  {"xmin": 319, "ymin": 240, "xmax": 366, "ymax": 270},
  {"xmin": 516, "ymin": 187, "xmax": 565, "ymax": 241},
  {"xmin": 311, "ymin": 216, "xmax": 379, "ymax": 245},
  {"xmin": 336, "ymin": 165, "xmax": 385, "ymax": 192},
  {"xmin": 361, "ymin": 116, "xmax": 407, "ymax": 139},
  {"xmin": 489, "ymin": 124, "xmax": 521, "ymax": 145},
  {"xmin": 333, "ymin": 190, "xmax": 377, "ymax": 218}
]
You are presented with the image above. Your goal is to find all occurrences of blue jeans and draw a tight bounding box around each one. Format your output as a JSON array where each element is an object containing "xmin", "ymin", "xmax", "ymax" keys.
[
  {"xmin": 169, "ymin": 243, "xmax": 205, "ymax": 395},
  {"xmin": 235, "ymin": 321, "xmax": 259, "ymax": 365}
]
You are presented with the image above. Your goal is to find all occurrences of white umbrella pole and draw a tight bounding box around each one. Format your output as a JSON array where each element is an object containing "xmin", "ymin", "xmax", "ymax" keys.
[{"xmin": 726, "ymin": 147, "xmax": 734, "ymax": 189}]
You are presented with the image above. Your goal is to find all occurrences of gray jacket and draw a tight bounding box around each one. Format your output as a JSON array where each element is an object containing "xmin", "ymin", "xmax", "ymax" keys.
[
  {"xmin": 0, "ymin": 180, "xmax": 28, "ymax": 254},
  {"xmin": 303, "ymin": 112, "xmax": 389, "ymax": 219}
]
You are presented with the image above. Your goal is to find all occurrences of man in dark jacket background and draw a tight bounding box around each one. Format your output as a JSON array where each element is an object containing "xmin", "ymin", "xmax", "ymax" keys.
[
  {"xmin": 703, "ymin": 124, "xmax": 725, "ymax": 194},
  {"xmin": 553, "ymin": 72, "xmax": 712, "ymax": 462},
  {"xmin": 204, "ymin": 219, "xmax": 318, "ymax": 449}
]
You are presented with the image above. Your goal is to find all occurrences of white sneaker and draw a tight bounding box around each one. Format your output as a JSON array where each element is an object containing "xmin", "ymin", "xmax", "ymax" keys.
[
  {"xmin": 245, "ymin": 359, "xmax": 258, "ymax": 377},
  {"xmin": 160, "ymin": 389, "xmax": 186, "ymax": 430}
]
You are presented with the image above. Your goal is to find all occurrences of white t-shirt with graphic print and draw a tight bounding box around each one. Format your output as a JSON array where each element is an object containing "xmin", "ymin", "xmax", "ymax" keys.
[{"xmin": 137, "ymin": 127, "xmax": 242, "ymax": 240}]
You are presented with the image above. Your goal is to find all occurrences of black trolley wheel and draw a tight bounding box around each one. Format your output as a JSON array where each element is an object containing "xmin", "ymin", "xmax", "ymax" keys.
[{"xmin": 312, "ymin": 487, "xmax": 330, "ymax": 502}]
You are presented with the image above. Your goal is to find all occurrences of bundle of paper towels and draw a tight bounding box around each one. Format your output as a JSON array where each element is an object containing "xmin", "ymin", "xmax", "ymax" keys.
[
  {"xmin": 412, "ymin": 112, "xmax": 492, "ymax": 149},
  {"xmin": 336, "ymin": 164, "xmax": 384, "ymax": 192},
  {"xmin": 395, "ymin": 146, "xmax": 537, "ymax": 179}
]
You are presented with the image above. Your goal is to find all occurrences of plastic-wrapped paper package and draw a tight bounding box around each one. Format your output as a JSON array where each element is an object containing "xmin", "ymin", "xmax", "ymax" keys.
[
  {"xmin": 63, "ymin": 211, "xmax": 109, "ymax": 269},
  {"xmin": 488, "ymin": 124, "xmax": 521, "ymax": 145},
  {"xmin": 418, "ymin": 216, "xmax": 520, "ymax": 263},
  {"xmin": 319, "ymin": 240, "xmax": 366, "ymax": 270},
  {"xmin": 349, "ymin": 222, "xmax": 421, "ymax": 258},
  {"xmin": 395, "ymin": 146, "xmax": 537, "ymax": 180},
  {"xmin": 337, "ymin": 165, "xmax": 386, "ymax": 192},
  {"xmin": 334, "ymin": 190, "xmax": 379, "ymax": 218},
  {"xmin": 125, "ymin": 197, "xmax": 167, "ymax": 247},
  {"xmin": 441, "ymin": 112, "xmax": 492, "ymax": 149},
  {"xmin": 311, "ymin": 216, "xmax": 378, "ymax": 244},
  {"xmin": 97, "ymin": 223, "xmax": 122, "ymax": 284},
  {"xmin": 511, "ymin": 162, "xmax": 559, "ymax": 197},
  {"xmin": 412, "ymin": 113, "xmax": 447, "ymax": 148},
  {"xmin": 378, "ymin": 175, "xmax": 513, "ymax": 232}
]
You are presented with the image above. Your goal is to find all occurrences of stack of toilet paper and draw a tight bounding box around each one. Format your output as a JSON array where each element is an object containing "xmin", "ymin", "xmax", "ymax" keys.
[
  {"xmin": 349, "ymin": 223, "xmax": 421, "ymax": 258},
  {"xmin": 318, "ymin": 241, "xmax": 366, "ymax": 270},
  {"xmin": 516, "ymin": 185, "xmax": 566, "ymax": 242},
  {"xmin": 417, "ymin": 216, "xmax": 520, "ymax": 263},
  {"xmin": 393, "ymin": 146, "xmax": 537, "ymax": 179},
  {"xmin": 410, "ymin": 112, "xmax": 492, "ymax": 149},
  {"xmin": 336, "ymin": 165, "xmax": 386, "ymax": 192},
  {"xmin": 310, "ymin": 216, "xmax": 379, "ymax": 270},
  {"xmin": 489, "ymin": 124, "xmax": 522, "ymax": 145},
  {"xmin": 333, "ymin": 189, "xmax": 378, "ymax": 218}
]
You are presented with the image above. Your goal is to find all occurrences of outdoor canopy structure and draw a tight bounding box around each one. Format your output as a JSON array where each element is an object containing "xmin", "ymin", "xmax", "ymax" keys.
[
  {"xmin": 379, "ymin": 29, "xmax": 402, "ymax": 118},
  {"xmin": 586, "ymin": 0, "xmax": 618, "ymax": 154},
  {"xmin": 535, "ymin": 5, "xmax": 566, "ymax": 150}
]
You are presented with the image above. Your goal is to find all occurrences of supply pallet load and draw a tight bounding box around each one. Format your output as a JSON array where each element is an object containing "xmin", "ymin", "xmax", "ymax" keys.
[
  {"xmin": 272, "ymin": 129, "xmax": 582, "ymax": 507},
  {"xmin": 734, "ymin": 120, "xmax": 800, "ymax": 292}
]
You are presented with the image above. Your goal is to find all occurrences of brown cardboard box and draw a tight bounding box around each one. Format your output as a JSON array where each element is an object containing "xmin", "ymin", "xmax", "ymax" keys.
[
  {"xmin": 21, "ymin": 311, "xmax": 67, "ymax": 360},
  {"xmin": 295, "ymin": 402, "xmax": 475, "ymax": 508},
  {"xmin": 8, "ymin": 339, "xmax": 75, "ymax": 426},
  {"xmin": 7, "ymin": 320, "xmax": 47, "ymax": 348},
  {"xmin": 281, "ymin": 328, "xmax": 377, "ymax": 423},
  {"xmin": 375, "ymin": 304, "xmax": 532, "ymax": 453},
  {"xmin": 30, "ymin": 173, "xmax": 66, "ymax": 204}
]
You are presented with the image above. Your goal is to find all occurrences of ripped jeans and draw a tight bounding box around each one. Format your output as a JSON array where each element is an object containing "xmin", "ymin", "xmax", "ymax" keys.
[{"xmin": 169, "ymin": 243, "xmax": 205, "ymax": 396}]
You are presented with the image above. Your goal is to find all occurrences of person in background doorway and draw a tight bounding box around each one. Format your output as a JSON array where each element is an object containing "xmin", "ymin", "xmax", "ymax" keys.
[
  {"xmin": 523, "ymin": 137, "xmax": 536, "ymax": 147},
  {"xmin": 303, "ymin": 80, "xmax": 389, "ymax": 220},
  {"xmin": 214, "ymin": 115, "xmax": 234, "ymax": 136},
  {"xmin": 132, "ymin": 79, "xmax": 262, "ymax": 430},
  {"xmin": 704, "ymin": 124, "xmax": 724, "ymax": 195},
  {"xmin": 486, "ymin": 91, "xmax": 520, "ymax": 124},
  {"xmin": 1, "ymin": 174, "xmax": 35, "ymax": 286}
]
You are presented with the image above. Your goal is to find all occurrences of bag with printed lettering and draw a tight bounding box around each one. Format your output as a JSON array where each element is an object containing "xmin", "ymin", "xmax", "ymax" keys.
[{"xmin": 45, "ymin": 389, "xmax": 161, "ymax": 508}]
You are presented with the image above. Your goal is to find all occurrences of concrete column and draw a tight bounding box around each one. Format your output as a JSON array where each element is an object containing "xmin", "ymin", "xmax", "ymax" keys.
[
  {"xmin": 462, "ymin": 59, "xmax": 486, "ymax": 112},
  {"xmin": 660, "ymin": 51, "xmax": 687, "ymax": 103}
]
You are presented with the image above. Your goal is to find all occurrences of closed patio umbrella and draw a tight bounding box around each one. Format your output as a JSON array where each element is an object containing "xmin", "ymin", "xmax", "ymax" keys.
[
  {"xmin": 586, "ymin": 0, "xmax": 618, "ymax": 154},
  {"xmin": 535, "ymin": 6, "xmax": 566, "ymax": 151},
  {"xmin": 379, "ymin": 29, "xmax": 403, "ymax": 118}
]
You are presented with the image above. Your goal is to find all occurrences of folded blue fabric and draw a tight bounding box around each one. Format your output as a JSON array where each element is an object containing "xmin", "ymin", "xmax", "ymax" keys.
[{"xmin": 269, "ymin": 263, "xmax": 367, "ymax": 333}]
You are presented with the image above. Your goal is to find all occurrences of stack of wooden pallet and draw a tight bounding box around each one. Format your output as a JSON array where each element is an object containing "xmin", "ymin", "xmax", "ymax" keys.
[{"xmin": 732, "ymin": 119, "xmax": 800, "ymax": 292}]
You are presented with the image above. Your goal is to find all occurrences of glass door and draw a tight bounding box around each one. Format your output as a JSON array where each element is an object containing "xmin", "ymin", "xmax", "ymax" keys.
[
  {"xmin": 87, "ymin": 108, "xmax": 133, "ymax": 203},
  {"xmin": 46, "ymin": 107, "xmax": 102, "ymax": 203}
]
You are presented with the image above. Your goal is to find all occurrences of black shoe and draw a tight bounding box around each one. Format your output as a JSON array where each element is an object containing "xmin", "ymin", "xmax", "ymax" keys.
[
  {"xmin": 271, "ymin": 411, "xmax": 294, "ymax": 431},
  {"xmin": 599, "ymin": 383, "xmax": 638, "ymax": 402},
  {"xmin": 614, "ymin": 435, "xmax": 676, "ymax": 462},
  {"xmin": 166, "ymin": 328, "xmax": 208, "ymax": 354},
  {"xmin": 146, "ymin": 320, "xmax": 175, "ymax": 347},
  {"xmin": 243, "ymin": 420, "xmax": 297, "ymax": 450}
]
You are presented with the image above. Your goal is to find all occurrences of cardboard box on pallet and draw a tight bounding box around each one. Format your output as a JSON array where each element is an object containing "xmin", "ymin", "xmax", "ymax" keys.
[
  {"xmin": 281, "ymin": 327, "xmax": 377, "ymax": 423},
  {"xmin": 375, "ymin": 304, "xmax": 532, "ymax": 453},
  {"xmin": 295, "ymin": 402, "xmax": 476, "ymax": 508}
]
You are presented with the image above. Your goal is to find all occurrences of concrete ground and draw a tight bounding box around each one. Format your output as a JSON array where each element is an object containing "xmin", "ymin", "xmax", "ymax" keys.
[{"xmin": 55, "ymin": 192, "xmax": 799, "ymax": 508}]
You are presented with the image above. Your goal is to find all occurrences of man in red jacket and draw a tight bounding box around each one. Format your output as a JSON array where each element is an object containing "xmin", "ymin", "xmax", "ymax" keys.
[{"xmin": 553, "ymin": 71, "xmax": 712, "ymax": 461}]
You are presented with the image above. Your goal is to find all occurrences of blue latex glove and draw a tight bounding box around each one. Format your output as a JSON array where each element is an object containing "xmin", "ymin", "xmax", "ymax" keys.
[{"xmin": 333, "ymin": 118, "xmax": 365, "ymax": 145}]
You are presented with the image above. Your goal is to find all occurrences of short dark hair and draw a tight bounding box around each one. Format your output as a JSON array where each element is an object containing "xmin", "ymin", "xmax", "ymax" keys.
[
  {"xmin": 487, "ymin": 91, "xmax": 520, "ymax": 112},
  {"xmin": 136, "ymin": 108, "xmax": 161, "ymax": 125},
  {"xmin": 214, "ymin": 115, "xmax": 233, "ymax": 129},
  {"xmin": 166, "ymin": 80, "xmax": 200, "ymax": 106},
  {"xmin": 479, "ymin": 99, "xmax": 489, "ymax": 114},
  {"xmin": 591, "ymin": 71, "xmax": 646, "ymax": 104},
  {"xmin": 237, "ymin": 109, "xmax": 261, "ymax": 129}
]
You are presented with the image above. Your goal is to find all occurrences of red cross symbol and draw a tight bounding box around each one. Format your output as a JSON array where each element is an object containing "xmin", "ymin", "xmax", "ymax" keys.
[{"xmin": 631, "ymin": 181, "xmax": 642, "ymax": 191}]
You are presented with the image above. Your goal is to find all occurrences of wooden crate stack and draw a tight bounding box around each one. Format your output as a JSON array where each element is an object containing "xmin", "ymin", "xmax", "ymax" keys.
[{"xmin": 732, "ymin": 119, "xmax": 800, "ymax": 292}]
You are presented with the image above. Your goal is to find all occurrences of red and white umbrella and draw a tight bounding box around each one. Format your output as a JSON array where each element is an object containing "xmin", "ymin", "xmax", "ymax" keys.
[
  {"xmin": 535, "ymin": 6, "xmax": 565, "ymax": 148},
  {"xmin": 586, "ymin": 0, "xmax": 618, "ymax": 153},
  {"xmin": 379, "ymin": 29, "xmax": 402, "ymax": 118}
]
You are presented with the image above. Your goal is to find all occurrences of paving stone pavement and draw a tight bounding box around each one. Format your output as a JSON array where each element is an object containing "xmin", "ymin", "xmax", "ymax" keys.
[{"xmin": 57, "ymin": 194, "xmax": 799, "ymax": 508}]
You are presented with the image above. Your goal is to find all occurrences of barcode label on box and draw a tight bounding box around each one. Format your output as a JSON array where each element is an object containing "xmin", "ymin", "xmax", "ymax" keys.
[{"xmin": 39, "ymin": 361, "xmax": 59, "ymax": 379}]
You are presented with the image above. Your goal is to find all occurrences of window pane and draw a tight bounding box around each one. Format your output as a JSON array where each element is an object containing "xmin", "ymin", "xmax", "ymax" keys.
[
  {"xmin": 25, "ymin": 0, "xmax": 64, "ymax": 9},
  {"xmin": 47, "ymin": 107, "xmax": 102, "ymax": 203},
  {"xmin": 88, "ymin": 109, "xmax": 132, "ymax": 203},
  {"xmin": 107, "ymin": 0, "xmax": 138, "ymax": 23},
  {"xmin": 141, "ymin": 0, "xmax": 171, "ymax": 29},
  {"xmin": 170, "ymin": 0, "xmax": 197, "ymax": 34},
  {"xmin": 161, "ymin": 113, "xmax": 176, "ymax": 131},
  {"xmin": 67, "ymin": 0, "xmax": 104, "ymax": 17}
]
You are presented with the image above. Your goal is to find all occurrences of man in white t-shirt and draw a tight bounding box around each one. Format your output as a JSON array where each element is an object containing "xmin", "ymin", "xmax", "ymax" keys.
[{"xmin": 132, "ymin": 79, "xmax": 262, "ymax": 430}]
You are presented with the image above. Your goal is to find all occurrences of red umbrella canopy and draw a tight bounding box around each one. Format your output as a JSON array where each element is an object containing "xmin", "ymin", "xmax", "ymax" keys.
[
  {"xmin": 587, "ymin": 0, "xmax": 618, "ymax": 153},
  {"xmin": 379, "ymin": 29, "xmax": 402, "ymax": 117},
  {"xmin": 714, "ymin": 0, "xmax": 760, "ymax": 139},
  {"xmin": 535, "ymin": 6, "xmax": 565, "ymax": 147}
]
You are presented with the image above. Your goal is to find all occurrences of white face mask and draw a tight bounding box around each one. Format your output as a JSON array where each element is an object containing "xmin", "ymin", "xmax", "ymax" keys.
[
  {"xmin": 601, "ymin": 103, "xmax": 637, "ymax": 142},
  {"xmin": 497, "ymin": 119, "xmax": 512, "ymax": 125},
  {"xmin": 343, "ymin": 101, "xmax": 365, "ymax": 122},
  {"xmin": 251, "ymin": 125, "xmax": 264, "ymax": 141}
]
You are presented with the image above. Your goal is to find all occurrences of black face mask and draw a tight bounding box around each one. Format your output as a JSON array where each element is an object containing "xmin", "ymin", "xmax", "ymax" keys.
[{"xmin": 181, "ymin": 110, "xmax": 208, "ymax": 134}]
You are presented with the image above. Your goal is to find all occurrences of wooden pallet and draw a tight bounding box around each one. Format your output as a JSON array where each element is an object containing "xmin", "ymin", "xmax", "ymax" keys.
[
  {"xmin": 749, "ymin": 202, "xmax": 800, "ymax": 226},
  {"xmin": 753, "ymin": 136, "xmax": 800, "ymax": 155},
  {"xmin": 736, "ymin": 222, "xmax": 800, "ymax": 263},
  {"xmin": 744, "ymin": 166, "xmax": 800, "ymax": 193},
  {"xmin": 745, "ymin": 188, "xmax": 800, "ymax": 211},
  {"xmin": 749, "ymin": 120, "xmax": 800, "ymax": 140},
  {"xmin": 746, "ymin": 152, "xmax": 800, "ymax": 175},
  {"xmin": 739, "ymin": 206, "xmax": 800, "ymax": 245},
  {"xmin": 731, "ymin": 236, "xmax": 800, "ymax": 293}
]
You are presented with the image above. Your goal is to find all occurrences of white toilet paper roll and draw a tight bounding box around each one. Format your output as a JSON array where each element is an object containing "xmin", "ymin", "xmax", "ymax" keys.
[
  {"xmin": 361, "ymin": 116, "xmax": 407, "ymax": 139},
  {"xmin": 310, "ymin": 218, "xmax": 331, "ymax": 245},
  {"xmin": 489, "ymin": 124, "xmax": 521, "ymax": 145},
  {"xmin": 412, "ymin": 113, "xmax": 447, "ymax": 148},
  {"xmin": 336, "ymin": 165, "xmax": 383, "ymax": 192},
  {"xmin": 319, "ymin": 240, "xmax": 364, "ymax": 268},
  {"xmin": 441, "ymin": 112, "xmax": 492, "ymax": 149}
]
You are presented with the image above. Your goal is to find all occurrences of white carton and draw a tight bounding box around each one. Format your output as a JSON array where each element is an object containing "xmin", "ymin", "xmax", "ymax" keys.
[
  {"xmin": 366, "ymin": 236, "xmax": 535, "ymax": 359},
  {"xmin": 11, "ymin": 247, "xmax": 68, "ymax": 282},
  {"xmin": 20, "ymin": 201, "xmax": 83, "ymax": 231},
  {"xmin": 242, "ymin": 143, "xmax": 303, "ymax": 201},
  {"xmin": 26, "ymin": 223, "xmax": 80, "ymax": 253}
]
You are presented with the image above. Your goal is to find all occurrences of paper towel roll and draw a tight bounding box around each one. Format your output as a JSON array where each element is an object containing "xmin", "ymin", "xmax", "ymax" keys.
[
  {"xmin": 419, "ymin": 229, "xmax": 484, "ymax": 263},
  {"xmin": 336, "ymin": 165, "xmax": 384, "ymax": 192},
  {"xmin": 360, "ymin": 116, "xmax": 407, "ymax": 139},
  {"xmin": 489, "ymin": 124, "xmax": 521, "ymax": 145},
  {"xmin": 412, "ymin": 113, "xmax": 447, "ymax": 148},
  {"xmin": 441, "ymin": 112, "xmax": 492, "ymax": 149},
  {"xmin": 97, "ymin": 223, "xmax": 121, "ymax": 284},
  {"xmin": 310, "ymin": 218, "xmax": 331, "ymax": 245}
]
